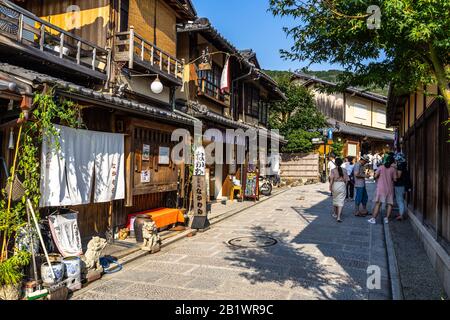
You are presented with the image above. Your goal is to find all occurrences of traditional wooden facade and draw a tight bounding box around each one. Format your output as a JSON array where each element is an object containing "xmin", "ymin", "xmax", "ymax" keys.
[
  {"xmin": 387, "ymin": 84, "xmax": 450, "ymax": 296},
  {"xmin": 0, "ymin": 0, "xmax": 197, "ymax": 241},
  {"xmin": 176, "ymin": 18, "xmax": 286, "ymax": 200},
  {"xmin": 292, "ymin": 73, "xmax": 394, "ymax": 159}
]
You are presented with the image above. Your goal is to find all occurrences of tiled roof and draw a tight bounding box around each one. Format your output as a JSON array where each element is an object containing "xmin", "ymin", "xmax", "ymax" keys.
[
  {"xmin": 327, "ymin": 118, "xmax": 394, "ymax": 141},
  {"xmin": 292, "ymin": 72, "xmax": 388, "ymax": 104},
  {"xmin": 0, "ymin": 63, "xmax": 195, "ymax": 125}
]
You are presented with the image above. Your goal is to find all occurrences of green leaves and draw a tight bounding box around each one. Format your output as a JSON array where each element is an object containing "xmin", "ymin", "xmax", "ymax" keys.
[
  {"xmin": 1, "ymin": 90, "xmax": 79, "ymax": 283},
  {"xmin": 265, "ymin": 71, "xmax": 326, "ymax": 153},
  {"xmin": 269, "ymin": 0, "xmax": 450, "ymax": 109}
]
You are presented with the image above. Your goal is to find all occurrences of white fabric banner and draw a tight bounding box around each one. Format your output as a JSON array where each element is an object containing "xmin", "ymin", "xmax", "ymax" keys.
[{"xmin": 40, "ymin": 125, "xmax": 125, "ymax": 207}]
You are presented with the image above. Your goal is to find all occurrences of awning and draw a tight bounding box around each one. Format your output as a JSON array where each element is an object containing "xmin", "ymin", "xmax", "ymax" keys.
[
  {"xmin": 193, "ymin": 110, "xmax": 252, "ymax": 130},
  {"xmin": 327, "ymin": 118, "xmax": 394, "ymax": 141},
  {"xmin": 0, "ymin": 63, "xmax": 195, "ymax": 126}
]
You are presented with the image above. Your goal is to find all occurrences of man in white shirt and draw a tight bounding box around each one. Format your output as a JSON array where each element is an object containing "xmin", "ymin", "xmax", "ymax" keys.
[
  {"xmin": 342, "ymin": 157, "xmax": 355, "ymax": 201},
  {"xmin": 269, "ymin": 154, "xmax": 281, "ymax": 187},
  {"xmin": 327, "ymin": 154, "xmax": 336, "ymax": 172}
]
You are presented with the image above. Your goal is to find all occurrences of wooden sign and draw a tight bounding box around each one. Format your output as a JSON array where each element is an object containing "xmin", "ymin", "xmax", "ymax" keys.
[
  {"xmin": 194, "ymin": 146, "xmax": 206, "ymax": 176},
  {"xmin": 191, "ymin": 145, "xmax": 209, "ymax": 229}
]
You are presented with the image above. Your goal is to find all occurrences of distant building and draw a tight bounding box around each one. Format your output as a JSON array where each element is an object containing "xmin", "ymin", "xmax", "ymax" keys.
[{"xmin": 292, "ymin": 73, "xmax": 394, "ymax": 158}]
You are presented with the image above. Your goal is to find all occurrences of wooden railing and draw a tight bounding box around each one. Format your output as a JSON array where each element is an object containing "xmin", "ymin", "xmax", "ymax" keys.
[
  {"xmin": 198, "ymin": 77, "xmax": 229, "ymax": 104},
  {"xmin": 0, "ymin": 0, "xmax": 109, "ymax": 76},
  {"xmin": 114, "ymin": 26, "xmax": 183, "ymax": 81}
]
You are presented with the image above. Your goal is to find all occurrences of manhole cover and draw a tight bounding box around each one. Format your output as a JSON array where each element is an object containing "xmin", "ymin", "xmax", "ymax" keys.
[{"xmin": 227, "ymin": 236, "xmax": 278, "ymax": 248}]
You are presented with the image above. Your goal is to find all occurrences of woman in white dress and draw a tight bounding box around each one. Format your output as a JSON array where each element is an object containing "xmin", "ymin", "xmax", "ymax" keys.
[{"xmin": 330, "ymin": 158, "xmax": 349, "ymax": 223}]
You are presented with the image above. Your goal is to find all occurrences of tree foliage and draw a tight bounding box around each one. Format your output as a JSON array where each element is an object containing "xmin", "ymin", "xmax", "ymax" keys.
[
  {"xmin": 269, "ymin": 0, "xmax": 450, "ymax": 111},
  {"xmin": 266, "ymin": 71, "xmax": 326, "ymax": 153}
]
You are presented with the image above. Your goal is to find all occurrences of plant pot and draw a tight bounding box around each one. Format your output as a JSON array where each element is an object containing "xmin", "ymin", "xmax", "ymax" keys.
[
  {"xmin": 0, "ymin": 283, "xmax": 21, "ymax": 300},
  {"xmin": 62, "ymin": 256, "xmax": 81, "ymax": 291},
  {"xmin": 134, "ymin": 215, "xmax": 153, "ymax": 243},
  {"xmin": 40, "ymin": 262, "xmax": 64, "ymax": 285}
]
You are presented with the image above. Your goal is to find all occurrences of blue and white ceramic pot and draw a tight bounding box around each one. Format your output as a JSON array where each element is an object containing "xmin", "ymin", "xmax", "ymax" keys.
[
  {"xmin": 62, "ymin": 256, "xmax": 81, "ymax": 283},
  {"xmin": 40, "ymin": 262, "xmax": 65, "ymax": 285}
]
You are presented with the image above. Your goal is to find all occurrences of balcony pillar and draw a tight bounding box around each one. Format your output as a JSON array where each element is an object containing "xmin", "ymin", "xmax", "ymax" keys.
[{"xmin": 129, "ymin": 26, "xmax": 135, "ymax": 69}]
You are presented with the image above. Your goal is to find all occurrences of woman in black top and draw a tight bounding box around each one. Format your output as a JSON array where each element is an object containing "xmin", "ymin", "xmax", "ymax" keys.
[{"xmin": 394, "ymin": 154, "xmax": 409, "ymax": 221}]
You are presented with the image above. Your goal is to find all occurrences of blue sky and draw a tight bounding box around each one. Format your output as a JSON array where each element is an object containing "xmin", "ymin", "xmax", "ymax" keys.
[{"xmin": 193, "ymin": 0, "xmax": 343, "ymax": 72}]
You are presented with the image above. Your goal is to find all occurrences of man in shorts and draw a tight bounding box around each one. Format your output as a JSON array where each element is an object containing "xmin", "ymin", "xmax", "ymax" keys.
[{"xmin": 353, "ymin": 155, "xmax": 370, "ymax": 216}]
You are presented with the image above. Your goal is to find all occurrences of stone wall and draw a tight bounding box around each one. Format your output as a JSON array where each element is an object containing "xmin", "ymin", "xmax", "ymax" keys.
[{"xmin": 280, "ymin": 153, "xmax": 320, "ymax": 186}]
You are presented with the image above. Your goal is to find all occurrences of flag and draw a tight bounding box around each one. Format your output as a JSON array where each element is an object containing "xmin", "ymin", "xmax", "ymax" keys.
[{"xmin": 220, "ymin": 56, "xmax": 230, "ymax": 94}]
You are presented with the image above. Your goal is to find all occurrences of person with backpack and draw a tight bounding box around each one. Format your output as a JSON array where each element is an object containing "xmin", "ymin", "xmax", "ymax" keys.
[{"xmin": 394, "ymin": 153, "xmax": 410, "ymax": 221}]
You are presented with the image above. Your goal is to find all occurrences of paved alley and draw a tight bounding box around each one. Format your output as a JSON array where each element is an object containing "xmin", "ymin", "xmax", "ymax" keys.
[{"xmin": 73, "ymin": 182, "xmax": 391, "ymax": 300}]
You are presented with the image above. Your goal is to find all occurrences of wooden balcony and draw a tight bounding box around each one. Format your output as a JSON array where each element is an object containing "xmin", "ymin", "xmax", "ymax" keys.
[
  {"xmin": 0, "ymin": 0, "xmax": 109, "ymax": 81},
  {"xmin": 114, "ymin": 27, "xmax": 184, "ymax": 86},
  {"xmin": 197, "ymin": 78, "xmax": 230, "ymax": 107}
]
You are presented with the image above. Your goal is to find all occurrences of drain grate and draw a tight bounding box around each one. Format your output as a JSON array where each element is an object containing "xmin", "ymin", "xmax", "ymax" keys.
[{"xmin": 227, "ymin": 236, "xmax": 278, "ymax": 248}]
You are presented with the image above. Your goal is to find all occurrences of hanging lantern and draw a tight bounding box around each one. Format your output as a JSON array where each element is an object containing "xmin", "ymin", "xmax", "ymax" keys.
[
  {"xmin": 8, "ymin": 128, "xmax": 14, "ymax": 150},
  {"xmin": 7, "ymin": 99, "xmax": 13, "ymax": 111},
  {"xmin": 150, "ymin": 76, "xmax": 164, "ymax": 94}
]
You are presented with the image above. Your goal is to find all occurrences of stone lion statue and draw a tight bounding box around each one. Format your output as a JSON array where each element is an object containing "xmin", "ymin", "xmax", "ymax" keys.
[
  {"xmin": 82, "ymin": 237, "xmax": 107, "ymax": 273},
  {"xmin": 141, "ymin": 221, "xmax": 161, "ymax": 253}
]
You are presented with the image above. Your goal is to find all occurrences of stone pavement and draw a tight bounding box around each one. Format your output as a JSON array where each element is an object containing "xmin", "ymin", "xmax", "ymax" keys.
[{"xmin": 73, "ymin": 182, "xmax": 391, "ymax": 300}]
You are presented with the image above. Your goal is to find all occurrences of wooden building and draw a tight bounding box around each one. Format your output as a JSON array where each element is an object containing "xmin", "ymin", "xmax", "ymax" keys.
[
  {"xmin": 176, "ymin": 18, "xmax": 286, "ymax": 201},
  {"xmin": 387, "ymin": 84, "xmax": 450, "ymax": 296},
  {"xmin": 292, "ymin": 73, "xmax": 394, "ymax": 159},
  {"xmin": 0, "ymin": 0, "xmax": 197, "ymax": 241}
]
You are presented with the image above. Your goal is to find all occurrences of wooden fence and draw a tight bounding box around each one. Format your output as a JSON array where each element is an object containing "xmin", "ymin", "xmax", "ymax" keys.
[{"xmin": 280, "ymin": 153, "xmax": 320, "ymax": 182}]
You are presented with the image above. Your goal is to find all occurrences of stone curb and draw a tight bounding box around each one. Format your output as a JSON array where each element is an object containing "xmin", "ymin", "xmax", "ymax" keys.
[
  {"xmin": 383, "ymin": 222, "xmax": 404, "ymax": 300},
  {"xmin": 71, "ymin": 187, "xmax": 292, "ymax": 299}
]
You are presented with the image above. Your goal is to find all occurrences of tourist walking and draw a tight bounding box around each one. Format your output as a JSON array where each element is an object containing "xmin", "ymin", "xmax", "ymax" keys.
[
  {"xmin": 394, "ymin": 153, "xmax": 410, "ymax": 221},
  {"xmin": 353, "ymin": 155, "xmax": 370, "ymax": 216},
  {"xmin": 368, "ymin": 156, "xmax": 397, "ymax": 225},
  {"xmin": 342, "ymin": 157, "xmax": 355, "ymax": 201},
  {"xmin": 329, "ymin": 158, "xmax": 349, "ymax": 223}
]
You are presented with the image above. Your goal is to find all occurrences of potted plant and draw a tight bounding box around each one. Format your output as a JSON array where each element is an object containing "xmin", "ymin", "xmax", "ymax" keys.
[{"xmin": 0, "ymin": 249, "xmax": 30, "ymax": 300}]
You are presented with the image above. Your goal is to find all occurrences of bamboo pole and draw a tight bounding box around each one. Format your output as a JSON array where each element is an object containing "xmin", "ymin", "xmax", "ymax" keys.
[
  {"xmin": 27, "ymin": 199, "xmax": 56, "ymax": 280},
  {"xmin": 1, "ymin": 124, "xmax": 22, "ymax": 262}
]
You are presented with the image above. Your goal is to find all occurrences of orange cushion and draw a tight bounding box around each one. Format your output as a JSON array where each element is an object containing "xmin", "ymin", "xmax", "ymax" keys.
[{"xmin": 127, "ymin": 208, "xmax": 185, "ymax": 230}]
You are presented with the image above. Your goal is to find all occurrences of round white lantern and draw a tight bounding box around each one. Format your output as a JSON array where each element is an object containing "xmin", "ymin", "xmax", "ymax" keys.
[{"xmin": 151, "ymin": 77, "xmax": 164, "ymax": 94}]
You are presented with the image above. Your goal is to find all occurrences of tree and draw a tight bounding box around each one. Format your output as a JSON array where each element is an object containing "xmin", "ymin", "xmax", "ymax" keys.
[
  {"xmin": 266, "ymin": 71, "xmax": 326, "ymax": 153},
  {"xmin": 269, "ymin": 0, "xmax": 450, "ymax": 113}
]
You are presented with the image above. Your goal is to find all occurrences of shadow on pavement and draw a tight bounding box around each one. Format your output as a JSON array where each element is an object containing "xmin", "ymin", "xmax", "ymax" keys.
[{"xmin": 222, "ymin": 184, "xmax": 386, "ymax": 300}]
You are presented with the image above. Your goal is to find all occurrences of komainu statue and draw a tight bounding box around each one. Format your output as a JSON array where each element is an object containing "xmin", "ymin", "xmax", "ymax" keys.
[
  {"xmin": 82, "ymin": 237, "xmax": 107, "ymax": 273},
  {"xmin": 141, "ymin": 221, "xmax": 161, "ymax": 253}
]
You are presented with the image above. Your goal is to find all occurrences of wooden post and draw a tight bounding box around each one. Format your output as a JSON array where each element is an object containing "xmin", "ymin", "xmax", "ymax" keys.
[
  {"xmin": 151, "ymin": 46, "xmax": 154, "ymax": 65},
  {"xmin": 175, "ymin": 61, "xmax": 178, "ymax": 79},
  {"xmin": 59, "ymin": 33, "xmax": 64, "ymax": 58},
  {"xmin": 159, "ymin": 51, "xmax": 163, "ymax": 70},
  {"xmin": 76, "ymin": 40, "xmax": 81, "ymax": 65},
  {"xmin": 39, "ymin": 24, "xmax": 45, "ymax": 50},
  {"xmin": 92, "ymin": 47, "xmax": 96, "ymax": 70},
  {"xmin": 17, "ymin": 14, "xmax": 23, "ymax": 41},
  {"xmin": 167, "ymin": 57, "xmax": 171, "ymax": 75},
  {"xmin": 129, "ymin": 26, "xmax": 135, "ymax": 69},
  {"xmin": 141, "ymin": 40, "xmax": 145, "ymax": 61}
]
